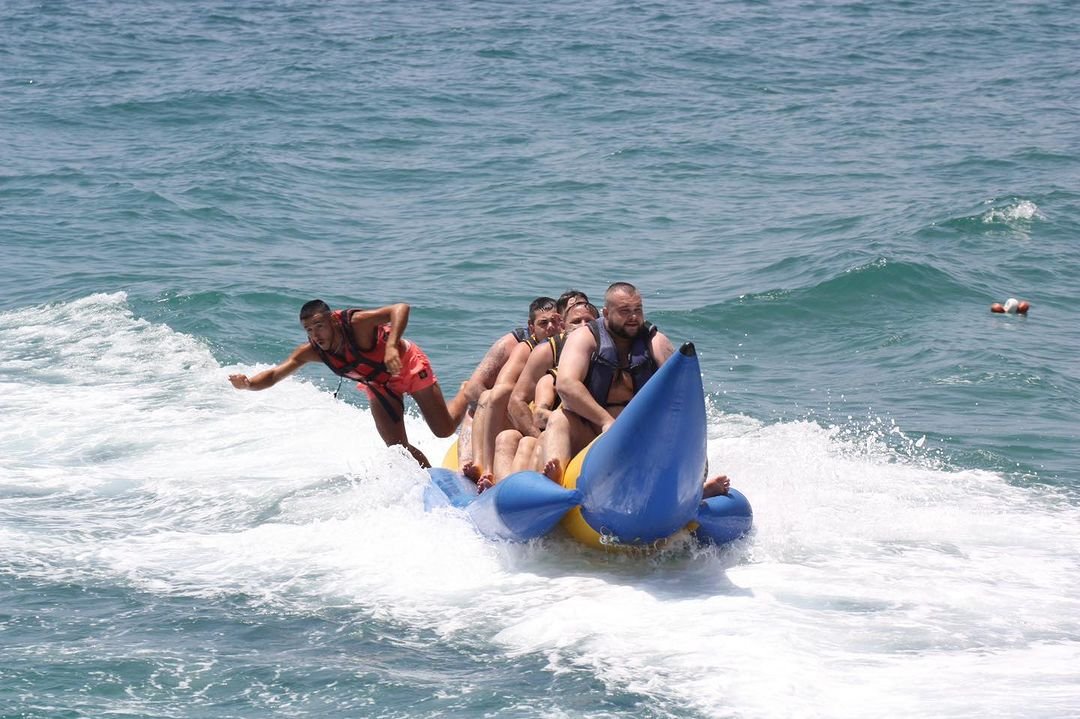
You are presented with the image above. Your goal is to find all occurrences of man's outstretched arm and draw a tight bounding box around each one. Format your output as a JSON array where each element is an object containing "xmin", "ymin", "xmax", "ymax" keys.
[{"xmin": 229, "ymin": 343, "xmax": 314, "ymax": 390}]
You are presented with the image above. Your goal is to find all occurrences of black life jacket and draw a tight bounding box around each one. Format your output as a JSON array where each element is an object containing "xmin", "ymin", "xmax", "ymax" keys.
[
  {"xmin": 512, "ymin": 326, "xmax": 540, "ymax": 349},
  {"xmin": 547, "ymin": 332, "xmax": 569, "ymax": 367},
  {"xmin": 541, "ymin": 332, "xmax": 571, "ymax": 410},
  {"xmin": 583, "ymin": 318, "xmax": 658, "ymax": 408}
]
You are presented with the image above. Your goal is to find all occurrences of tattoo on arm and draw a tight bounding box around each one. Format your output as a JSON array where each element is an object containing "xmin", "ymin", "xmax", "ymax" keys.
[{"xmin": 472, "ymin": 345, "xmax": 509, "ymax": 384}]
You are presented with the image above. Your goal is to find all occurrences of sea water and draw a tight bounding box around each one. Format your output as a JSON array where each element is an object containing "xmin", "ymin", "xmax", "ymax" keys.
[{"xmin": 2, "ymin": 1, "xmax": 1079, "ymax": 717}]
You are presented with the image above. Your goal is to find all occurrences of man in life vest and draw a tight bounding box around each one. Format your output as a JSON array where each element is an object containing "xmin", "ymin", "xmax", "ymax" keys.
[
  {"xmin": 462, "ymin": 296, "xmax": 565, "ymax": 477},
  {"xmin": 539, "ymin": 282, "xmax": 731, "ymax": 498},
  {"xmin": 228, "ymin": 299, "xmax": 467, "ymax": 468},
  {"xmin": 475, "ymin": 300, "xmax": 602, "ymax": 491},
  {"xmin": 454, "ymin": 294, "xmax": 582, "ymax": 469},
  {"xmin": 458, "ymin": 291, "xmax": 588, "ymax": 410},
  {"xmin": 507, "ymin": 300, "xmax": 601, "ymax": 439}
]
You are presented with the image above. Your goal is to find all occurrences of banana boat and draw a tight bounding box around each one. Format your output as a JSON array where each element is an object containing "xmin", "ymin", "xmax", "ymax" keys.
[{"xmin": 424, "ymin": 342, "xmax": 752, "ymax": 549}]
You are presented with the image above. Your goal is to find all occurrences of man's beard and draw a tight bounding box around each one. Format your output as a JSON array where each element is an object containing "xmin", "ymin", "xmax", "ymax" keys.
[{"xmin": 608, "ymin": 321, "xmax": 636, "ymax": 339}]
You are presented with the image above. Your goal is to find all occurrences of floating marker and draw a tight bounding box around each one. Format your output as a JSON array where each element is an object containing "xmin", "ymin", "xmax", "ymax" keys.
[{"xmin": 991, "ymin": 298, "xmax": 1030, "ymax": 315}]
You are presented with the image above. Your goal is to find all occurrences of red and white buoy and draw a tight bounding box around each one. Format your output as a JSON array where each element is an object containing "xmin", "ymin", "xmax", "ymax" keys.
[{"xmin": 990, "ymin": 297, "xmax": 1030, "ymax": 314}]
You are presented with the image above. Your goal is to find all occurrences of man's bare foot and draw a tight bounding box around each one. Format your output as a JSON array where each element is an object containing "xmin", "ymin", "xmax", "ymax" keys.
[
  {"xmin": 543, "ymin": 458, "xmax": 563, "ymax": 485},
  {"xmin": 462, "ymin": 461, "xmax": 482, "ymax": 483},
  {"xmin": 477, "ymin": 473, "xmax": 495, "ymax": 493},
  {"xmin": 702, "ymin": 474, "xmax": 730, "ymax": 498}
]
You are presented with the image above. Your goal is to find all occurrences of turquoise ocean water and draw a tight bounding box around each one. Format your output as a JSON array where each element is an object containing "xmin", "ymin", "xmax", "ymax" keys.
[{"xmin": 3, "ymin": 1, "xmax": 1079, "ymax": 716}]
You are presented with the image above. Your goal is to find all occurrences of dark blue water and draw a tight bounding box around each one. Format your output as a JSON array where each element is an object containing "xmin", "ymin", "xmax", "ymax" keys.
[{"xmin": 3, "ymin": 1, "xmax": 1079, "ymax": 716}]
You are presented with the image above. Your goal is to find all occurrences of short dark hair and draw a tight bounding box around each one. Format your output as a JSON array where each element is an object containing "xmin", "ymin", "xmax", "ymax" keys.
[
  {"xmin": 604, "ymin": 282, "xmax": 639, "ymax": 306},
  {"xmin": 300, "ymin": 299, "xmax": 332, "ymax": 320},
  {"xmin": 556, "ymin": 289, "xmax": 589, "ymax": 315},
  {"xmin": 528, "ymin": 296, "xmax": 558, "ymax": 323}
]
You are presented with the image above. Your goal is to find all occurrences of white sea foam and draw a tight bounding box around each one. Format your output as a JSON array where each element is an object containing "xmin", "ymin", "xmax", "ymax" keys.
[
  {"xmin": 982, "ymin": 199, "xmax": 1041, "ymax": 224},
  {"xmin": 3, "ymin": 294, "xmax": 1079, "ymax": 718}
]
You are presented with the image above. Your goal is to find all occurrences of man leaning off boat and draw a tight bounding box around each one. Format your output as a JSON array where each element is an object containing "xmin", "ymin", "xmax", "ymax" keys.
[{"xmin": 228, "ymin": 299, "xmax": 467, "ymax": 468}]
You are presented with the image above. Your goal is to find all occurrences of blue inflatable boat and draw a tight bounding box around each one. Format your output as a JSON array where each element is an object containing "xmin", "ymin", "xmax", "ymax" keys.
[{"xmin": 424, "ymin": 342, "xmax": 753, "ymax": 550}]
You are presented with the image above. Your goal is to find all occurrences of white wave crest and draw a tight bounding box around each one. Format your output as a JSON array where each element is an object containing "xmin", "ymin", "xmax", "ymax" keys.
[{"xmin": 982, "ymin": 199, "xmax": 1041, "ymax": 223}]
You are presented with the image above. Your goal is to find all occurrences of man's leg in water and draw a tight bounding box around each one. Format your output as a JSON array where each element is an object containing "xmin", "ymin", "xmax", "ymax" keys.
[
  {"xmin": 410, "ymin": 382, "xmax": 458, "ymax": 439},
  {"xmin": 369, "ymin": 392, "xmax": 431, "ymax": 468}
]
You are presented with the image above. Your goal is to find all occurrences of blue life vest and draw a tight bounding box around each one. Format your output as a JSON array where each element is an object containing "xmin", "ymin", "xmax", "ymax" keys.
[{"xmin": 583, "ymin": 319, "xmax": 658, "ymax": 407}]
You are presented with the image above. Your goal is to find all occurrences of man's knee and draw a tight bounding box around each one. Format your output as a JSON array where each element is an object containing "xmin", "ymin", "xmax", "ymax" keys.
[
  {"xmin": 429, "ymin": 413, "xmax": 457, "ymax": 438},
  {"xmin": 490, "ymin": 382, "xmax": 513, "ymax": 404},
  {"xmin": 410, "ymin": 385, "xmax": 458, "ymax": 438},
  {"xmin": 517, "ymin": 435, "xmax": 537, "ymax": 458},
  {"xmin": 496, "ymin": 428, "xmax": 523, "ymax": 450},
  {"xmin": 560, "ymin": 410, "xmax": 599, "ymax": 455},
  {"xmin": 546, "ymin": 408, "xmax": 569, "ymax": 433}
]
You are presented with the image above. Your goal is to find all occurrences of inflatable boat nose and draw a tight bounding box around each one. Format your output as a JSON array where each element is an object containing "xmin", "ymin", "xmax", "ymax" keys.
[
  {"xmin": 576, "ymin": 347, "xmax": 708, "ymax": 543},
  {"xmin": 468, "ymin": 471, "xmax": 583, "ymax": 541}
]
